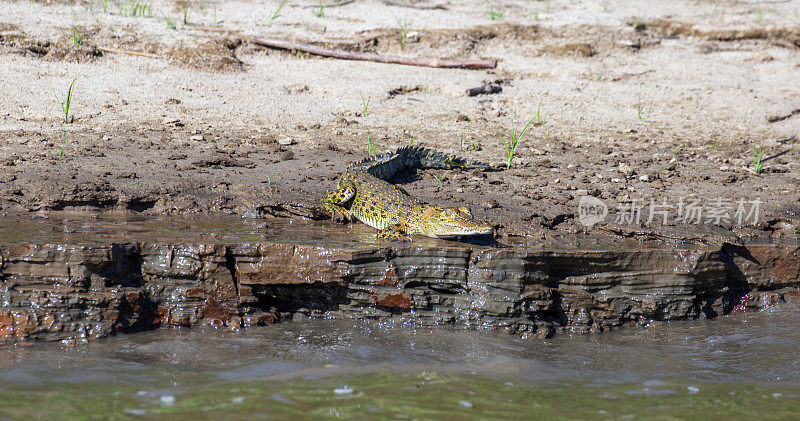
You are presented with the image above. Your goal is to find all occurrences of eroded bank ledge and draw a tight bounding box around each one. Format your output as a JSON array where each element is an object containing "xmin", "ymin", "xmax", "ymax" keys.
[{"xmin": 1, "ymin": 240, "xmax": 799, "ymax": 344}]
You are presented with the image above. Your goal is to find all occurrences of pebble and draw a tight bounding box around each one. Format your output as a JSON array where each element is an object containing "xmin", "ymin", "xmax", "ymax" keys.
[
  {"xmin": 618, "ymin": 162, "xmax": 635, "ymax": 176},
  {"xmin": 334, "ymin": 385, "xmax": 353, "ymax": 395},
  {"xmin": 687, "ymin": 385, "xmax": 700, "ymax": 394},
  {"xmin": 458, "ymin": 400, "xmax": 473, "ymax": 409},
  {"xmin": 278, "ymin": 137, "xmax": 296, "ymax": 146},
  {"xmin": 160, "ymin": 395, "xmax": 176, "ymax": 405},
  {"xmin": 638, "ymin": 174, "xmax": 650, "ymax": 182},
  {"xmin": 190, "ymin": 135, "xmax": 204, "ymax": 141},
  {"xmin": 125, "ymin": 409, "xmax": 147, "ymax": 416},
  {"xmin": 232, "ymin": 396, "xmax": 245, "ymax": 404}
]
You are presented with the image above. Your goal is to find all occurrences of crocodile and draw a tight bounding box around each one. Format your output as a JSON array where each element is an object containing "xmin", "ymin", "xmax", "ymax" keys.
[{"xmin": 322, "ymin": 146, "xmax": 494, "ymax": 240}]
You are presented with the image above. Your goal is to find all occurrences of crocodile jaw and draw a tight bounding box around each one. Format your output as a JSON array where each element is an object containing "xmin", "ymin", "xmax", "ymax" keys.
[{"xmin": 417, "ymin": 206, "xmax": 494, "ymax": 238}]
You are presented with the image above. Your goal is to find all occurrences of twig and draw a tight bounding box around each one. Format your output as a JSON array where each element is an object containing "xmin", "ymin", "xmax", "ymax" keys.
[
  {"xmin": 466, "ymin": 83, "xmax": 502, "ymax": 96},
  {"xmin": 776, "ymin": 134, "xmax": 796, "ymax": 143},
  {"xmin": 611, "ymin": 69, "xmax": 654, "ymax": 82},
  {"xmin": 97, "ymin": 46, "xmax": 159, "ymax": 58},
  {"xmin": 302, "ymin": 0, "xmax": 355, "ymax": 8},
  {"xmin": 186, "ymin": 26, "xmax": 241, "ymax": 33},
  {"xmin": 251, "ymin": 37, "xmax": 496, "ymax": 69},
  {"xmin": 767, "ymin": 108, "xmax": 800, "ymax": 123},
  {"xmin": 382, "ymin": 0, "xmax": 447, "ymax": 10}
]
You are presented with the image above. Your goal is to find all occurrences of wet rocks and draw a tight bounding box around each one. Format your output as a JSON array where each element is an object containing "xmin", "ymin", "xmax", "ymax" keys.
[{"xmin": 0, "ymin": 241, "xmax": 798, "ymax": 344}]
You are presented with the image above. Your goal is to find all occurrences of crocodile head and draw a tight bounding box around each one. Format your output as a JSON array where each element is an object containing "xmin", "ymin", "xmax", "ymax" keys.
[{"xmin": 417, "ymin": 206, "xmax": 494, "ymax": 238}]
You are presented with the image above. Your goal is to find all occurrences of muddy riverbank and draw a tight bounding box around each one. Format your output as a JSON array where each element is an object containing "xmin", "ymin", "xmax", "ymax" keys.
[{"xmin": 1, "ymin": 0, "xmax": 799, "ymax": 236}]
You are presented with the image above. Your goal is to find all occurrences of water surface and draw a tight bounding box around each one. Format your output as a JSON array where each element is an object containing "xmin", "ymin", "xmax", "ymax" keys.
[{"xmin": 0, "ymin": 308, "xmax": 798, "ymax": 418}]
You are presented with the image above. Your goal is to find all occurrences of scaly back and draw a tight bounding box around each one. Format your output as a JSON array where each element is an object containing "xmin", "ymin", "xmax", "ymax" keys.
[{"xmin": 346, "ymin": 146, "xmax": 490, "ymax": 182}]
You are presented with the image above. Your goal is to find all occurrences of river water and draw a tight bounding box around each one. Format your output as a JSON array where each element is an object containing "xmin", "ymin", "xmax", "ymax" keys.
[{"xmin": 0, "ymin": 307, "xmax": 798, "ymax": 419}]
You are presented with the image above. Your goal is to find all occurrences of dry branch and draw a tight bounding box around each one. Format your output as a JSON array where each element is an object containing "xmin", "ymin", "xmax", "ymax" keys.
[
  {"xmin": 382, "ymin": 0, "xmax": 447, "ymax": 10},
  {"xmin": 250, "ymin": 37, "xmax": 496, "ymax": 70},
  {"xmin": 97, "ymin": 47, "xmax": 158, "ymax": 59},
  {"xmin": 302, "ymin": 0, "xmax": 355, "ymax": 8}
]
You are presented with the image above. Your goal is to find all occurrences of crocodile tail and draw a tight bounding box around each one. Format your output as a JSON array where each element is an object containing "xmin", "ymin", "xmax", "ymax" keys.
[
  {"xmin": 397, "ymin": 146, "xmax": 491, "ymax": 170},
  {"xmin": 348, "ymin": 146, "xmax": 491, "ymax": 181}
]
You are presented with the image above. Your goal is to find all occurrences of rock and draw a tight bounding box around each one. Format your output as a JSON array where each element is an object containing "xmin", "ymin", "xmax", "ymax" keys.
[
  {"xmin": 280, "ymin": 150, "xmax": 294, "ymax": 161},
  {"xmin": 0, "ymin": 235, "xmax": 798, "ymax": 344},
  {"xmin": 618, "ymin": 162, "xmax": 635, "ymax": 177},
  {"xmin": 278, "ymin": 137, "xmax": 295, "ymax": 146},
  {"xmin": 190, "ymin": 135, "xmax": 204, "ymax": 141}
]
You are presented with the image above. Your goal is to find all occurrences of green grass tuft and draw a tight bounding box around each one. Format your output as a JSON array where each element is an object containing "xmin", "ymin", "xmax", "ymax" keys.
[
  {"xmin": 752, "ymin": 146, "xmax": 765, "ymax": 174},
  {"xmin": 313, "ymin": 2, "xmax": 324, "ymax": 17},
  {"xmin": 637, "ymin": 97, "xmax": 645, "ymax": 119},
  {"xmin": 55, "ymin": 80, "xmax": 77, "ymax": 124},
  {"xmin": 498, "ymin": 108, "xmax": 535, "ymax": 170},
  {"xmin": 395, "ymin": 14, "xmax": 410, "ymax": 43},
  {"xmin": 119, "ymin": 0, "xmax": 153, "ymax": 17},
  {"xmin": 488, "ymin": 2, "xmax": 505, "ymax": 19},
  {"xmin": 360, "ymin": 94, "xmax": 371, "ymax": 117},
  {"xmin": 71, "ymin": 11, "xmax": 84, "ymax": 46}
]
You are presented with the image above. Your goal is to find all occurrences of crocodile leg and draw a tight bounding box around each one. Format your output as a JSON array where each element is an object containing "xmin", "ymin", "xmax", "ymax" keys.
[
  {"xmin": 322, "ymin": 180, "xmax": 356, "ymax": 223},
  {"xmin": 377, "ymin": 223, "xmax": 412, "ymax": 241}
]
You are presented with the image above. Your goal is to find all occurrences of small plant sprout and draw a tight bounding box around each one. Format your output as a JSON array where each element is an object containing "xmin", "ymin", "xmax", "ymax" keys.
[
  {"xmin": 632, "ymin": 16, "xmax": 641, "ymax": 31},
  {"xmin": 267, "ymin": 0, "xmax": 287, "ymax": 25},
  {"xmin": 602, "ymin": 2, "xmax": 609, "ymax": 12},
  {"xmin": 433, "ymin": 174, "xmax": 444, "ymax": 188},
  {"xmin": 313, "ymin": 2, "xmax": 324, "ymax": 17},
  {"xmin": 360, "ymin": 94, "xmax": 371, "ymax": 117},
  {"xmin": 534, "ymin": 102, "xmax": 547, "ymax": 126},
  {"xmin": 164, "ymin": 14, "xmax": 175, "ymax": 29},
  {"xmin": 396, "ymin": 14, "xmax": 410, "ymax": 43},
  {"xmin": 71, "ymin": 11, "xmax": 83, "ymax": 46},
  {"xmin": 264, "ymin": 174, "xmax": 272, "ymax": 185},
  {"xmin": 488, "ymin": 2, "xmax": 505, "ymax": 19},
  {"xmin": 757, "ymin": 6, "xmax": 764, "ymax": 26},
  {"xmin": 103, "ymin": 0, "xmax": 109, "ymax": 13},
  {"xmin": 752, "ymin": 146, "xmax": 766, "ymax": 174},
  {"xmin": 182, "ymin": 2, "xmax": 190, "ymax": 24},
  {"xmin": 120, "ymin": 0, "xmax": 153, "ymax": 17},
  {"xmin": 636, "ymin": 97, "xmax": 644, "ymax": 119},
  {"xmin": 367, "ymin": 134, "xmax": 375, "ymax": 157},
  {"xmin": 498, "ymin": 109, "xmax": 536, "ymax": 170},
  {"xmin": 55, "ymin": 80, "xmax": 77, "ymax": 124},
  {"xmin": 58, "ymin": 132, "xmax": 68, "ymax": 158},
  {"xmin": 674, "ymin": 143, "xmax": 686, "ymax": 154}
]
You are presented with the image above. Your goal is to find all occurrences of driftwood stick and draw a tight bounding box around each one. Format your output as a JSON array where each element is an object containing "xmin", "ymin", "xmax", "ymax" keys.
[
  {"xmin": 302, "ymin": 0, "xmax": 355, "ymax": 8},
  {"xmin": 250, "ymin": 37, "xmax": 496, "ymax": 70},
  {"xmin": 383, "ymin": 0, "xmax": 447, "ymax": 10},
  {"xmin": 97, "ymin": 47, "xmax": 159, "ymax": 59}
]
